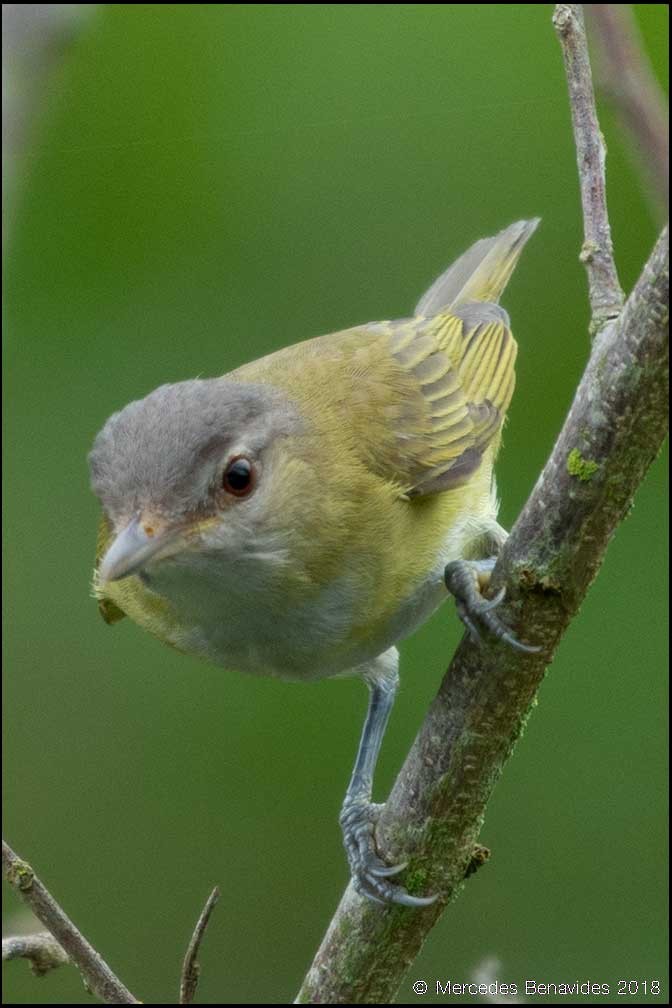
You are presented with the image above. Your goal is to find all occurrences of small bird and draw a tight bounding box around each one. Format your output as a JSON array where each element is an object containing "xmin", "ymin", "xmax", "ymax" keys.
[{"xmin": 90, "ymin": 219, "xmax": 539, "ymax": 906}]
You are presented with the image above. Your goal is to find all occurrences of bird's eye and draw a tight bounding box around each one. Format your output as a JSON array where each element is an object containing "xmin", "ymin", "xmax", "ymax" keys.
[{"xmin": 222, "ymin": 456, "xmax": 255, "ymax": 497}]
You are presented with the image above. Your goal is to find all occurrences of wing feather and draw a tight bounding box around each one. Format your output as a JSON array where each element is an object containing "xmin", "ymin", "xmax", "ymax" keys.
[{"xmin": 381, "ymin": 303, "xmax": 517, "ymax": 496}]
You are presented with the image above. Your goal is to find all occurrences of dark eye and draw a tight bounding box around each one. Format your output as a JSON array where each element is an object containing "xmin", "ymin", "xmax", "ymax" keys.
[{"xmin": 222, "ymin": 456, "xmax": 254, "ymax": 497}]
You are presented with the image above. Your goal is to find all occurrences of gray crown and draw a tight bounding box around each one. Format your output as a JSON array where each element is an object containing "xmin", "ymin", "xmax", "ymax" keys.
[{"xmin": 89, "ymin": 378, "xmax": 299, "ymax": 520}]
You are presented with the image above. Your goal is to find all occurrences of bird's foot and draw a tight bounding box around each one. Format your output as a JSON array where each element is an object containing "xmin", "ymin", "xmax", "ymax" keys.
[
  {"xmin": 339, "ymin": 798, "xmax": 437, "ymax": 907},
  {"xmin": 444, "ymin": 558, "xmax": 540, "ymax": 654}
]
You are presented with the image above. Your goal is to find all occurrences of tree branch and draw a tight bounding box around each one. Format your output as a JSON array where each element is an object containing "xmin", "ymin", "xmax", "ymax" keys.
[
  {"xmin": 295, "ymin": 225, "xmax": 667, "ymax": 1004},
  {"xmin": 295, "ymin": 7, "xmax": 668, "ymax": 1002},
  {"xmin": 2, "ymin": 7, "xmax": 667, "ymax": 1006},
  {"xmin": 2, "ymin": 932, "xmax": 69, "ymax": 976},
  {"xmin": 179, "ymin": 887, "xmax": 220, "ymax": 1005},
  {"xmin": 586, "ymin": 4, "xmax": 669, "ymax": 220},
  {"xmin": 553, "ymin": 3, "xmax": 624, "ymax": 333},
  {"xmin": 2, "ymin": 840, "xmax": 140, "ymax": 1004}
]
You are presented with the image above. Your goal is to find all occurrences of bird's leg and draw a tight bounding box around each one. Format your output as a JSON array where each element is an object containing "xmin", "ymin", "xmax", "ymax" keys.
[
  {"xmin": 339, "ymin": 648, "xmax": 436, "ymax": 907},
  {"xmin": 444, "ymin": 555, "xmax": 539, "ymax": 653}
]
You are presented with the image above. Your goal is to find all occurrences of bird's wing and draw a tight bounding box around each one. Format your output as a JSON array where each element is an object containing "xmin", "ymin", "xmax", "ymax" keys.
[
  {"xmin": 391, "ymin": 303, "xmax": 516, "ymax": 495},
  {"xmin": 311, "ymin": 302, "xmax": 517, "ymax": 497},
  {"xmin": 232, "ymin": 220, "xmax": 536, "ymax": 498}
]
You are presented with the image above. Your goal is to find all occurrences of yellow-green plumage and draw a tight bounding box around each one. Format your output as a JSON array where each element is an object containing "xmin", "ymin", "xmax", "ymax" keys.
[
  {"xmin": 90, "ymin": 219, "xmax": 538, "ymax": 907},
  {"xmin": 92, "ymin": 219, "xmax": 536, "ymax": 679}
]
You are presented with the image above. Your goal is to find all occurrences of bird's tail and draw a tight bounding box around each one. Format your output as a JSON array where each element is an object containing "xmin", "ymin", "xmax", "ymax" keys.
[{"xmin": 414, "ymin": 218, "xmax": 540, "ymax": 317}]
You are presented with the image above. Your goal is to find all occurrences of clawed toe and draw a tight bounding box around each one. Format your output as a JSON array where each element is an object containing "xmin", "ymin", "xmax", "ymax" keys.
[
  {"xmin": 341, "ymin": 800, "xmax": 436, "ymax": 908},
  {"xmin": 445, "ymin": 559, "xmax": 540, "ymax": 654},
  {"xmin": 479, "ymin": 586, "xmax": 506, "ymax": 612},
  {"xmin": 367, "ymin": 859, "xmax": 407, "ymax": 878},
  {"xmin": 353, "ymin": 867, "xmax": 438, "ymax": 907},
  {"xmin": 476, "ymin": 593, "xmax": 540, "ymax": 653}
]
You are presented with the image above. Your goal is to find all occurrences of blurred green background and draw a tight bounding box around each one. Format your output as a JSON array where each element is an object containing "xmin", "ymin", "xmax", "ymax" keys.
[{"xmin": 3, "ymin": 4, "xmax": 668, "ymax": 1004}]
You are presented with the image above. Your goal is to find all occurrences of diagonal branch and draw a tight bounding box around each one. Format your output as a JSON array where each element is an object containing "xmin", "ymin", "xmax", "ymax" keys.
[
  {"xmin": 553, "ymin": 3, "xmax": 624, "ymax": 333},
  {"xmin": 2, "ymin": 7, "xmax": 666, "ymax": 1006},
  {"xmin": 587, "ymin": 3, "xmax": 669, "ymax": 220},
  {"xmin": 295, "ymin": 225, "xmax": 668, "ymax": 1004},
  {"xmin": 295, "ymin": 6, "xmax": 668, "ymax": 1003},
  {"xmin": 2, "ymin": 840, "xmax": 141, "ymax": 1004}
]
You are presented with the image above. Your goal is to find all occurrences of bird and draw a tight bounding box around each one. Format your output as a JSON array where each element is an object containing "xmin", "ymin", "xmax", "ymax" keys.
[{"xmin": 90, "ymin": 218, "xmax": 539, "ymax": 906}]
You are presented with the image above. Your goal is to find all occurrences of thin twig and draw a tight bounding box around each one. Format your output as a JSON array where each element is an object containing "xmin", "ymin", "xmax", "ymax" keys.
[
  {"xmin": 2, "ymin": 840, "xmax": 140, "ymax": 1004},
  {"xmin": 2, "ymin": 932, "xmax": 70, "ymax": 976},
  {"xmin": 587, "ymin": 4, "xmax": 669, "ymax": 220},
  {"xmin": 179, "ymin": 886, "xmax": 220, "ymax": 1005},
  {"xmin": 553, "ymin": 3, "xmax": 624, "ymax": 332}
]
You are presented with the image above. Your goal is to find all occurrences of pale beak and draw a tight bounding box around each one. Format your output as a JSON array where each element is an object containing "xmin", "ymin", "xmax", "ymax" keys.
[{"xmin": 98, "ymin": 515, "xmax": 181, "ymax": 583}]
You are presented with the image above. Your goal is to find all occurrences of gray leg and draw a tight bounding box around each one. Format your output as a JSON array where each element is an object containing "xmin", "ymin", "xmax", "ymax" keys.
[
  {"xmin": 444, "ymin": 556, "xmax": 540, "ymax": 653},
  {"xmin": 339, "ymin": 648, "xmax": 436, "ymax": 907}
]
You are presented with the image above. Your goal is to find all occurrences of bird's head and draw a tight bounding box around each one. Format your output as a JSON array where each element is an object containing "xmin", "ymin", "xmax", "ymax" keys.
[{"xmin": 89, "ymin": 378, "xmax": 303, "ymax": 584}]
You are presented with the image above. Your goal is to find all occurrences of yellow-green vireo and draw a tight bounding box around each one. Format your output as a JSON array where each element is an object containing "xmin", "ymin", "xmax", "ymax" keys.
[{"xmin": 90, "ymin": 219, "xmax": 539, "ymax": 906}]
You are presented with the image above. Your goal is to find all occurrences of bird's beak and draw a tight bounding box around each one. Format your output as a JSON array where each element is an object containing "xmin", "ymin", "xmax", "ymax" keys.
[{"xmin": 98, "ymin": 515, "xmax": 182, "ymax": 583}]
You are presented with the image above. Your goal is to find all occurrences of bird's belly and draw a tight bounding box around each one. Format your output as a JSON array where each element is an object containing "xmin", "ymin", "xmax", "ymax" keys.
[
  {"xmin": 109, "ymin": 548, "xmax": 450, "ymax": 682},
  {"xmin": 105, "ymin": 480, "xmax": 499, "ymax": 681},
  {"xmin": 116, "ymin": 558, "xmax": 362, "ymax": 679}
]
